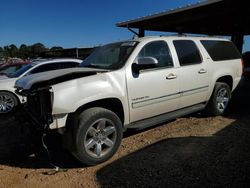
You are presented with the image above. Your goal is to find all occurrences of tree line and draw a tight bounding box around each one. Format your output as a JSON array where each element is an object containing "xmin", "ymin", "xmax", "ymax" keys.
[{"xmin": 0, "ymin": 43, "xmax": 63, "ymax": 60}]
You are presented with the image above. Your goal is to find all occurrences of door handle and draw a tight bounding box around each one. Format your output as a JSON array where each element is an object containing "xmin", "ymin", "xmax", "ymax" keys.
[
  {"xmin": 198, "ymin": 69, "xmax": 207, "ymax": 74},
  {"xmin": 166, "ymin": 73, "xmax": 177, "ymax": 80}
]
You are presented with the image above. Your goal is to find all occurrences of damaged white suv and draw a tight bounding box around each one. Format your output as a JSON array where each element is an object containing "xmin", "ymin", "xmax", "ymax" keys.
[{"xmin": 15, "ymin": 36, "xmax": 242, "ymax": 165}]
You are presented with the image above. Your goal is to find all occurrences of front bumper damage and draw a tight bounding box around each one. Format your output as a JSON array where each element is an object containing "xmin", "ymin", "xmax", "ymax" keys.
[{"xmin": 16, "ymin": 87, "xmax": 54, "ymax": 130}]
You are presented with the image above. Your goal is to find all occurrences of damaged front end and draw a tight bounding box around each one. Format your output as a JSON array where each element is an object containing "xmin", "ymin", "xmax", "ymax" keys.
[
  {"xmin": 14, "ymin": 68, "xmax": 104, "ymax": 130},
  {"xmin": 16, "ymin": 87, "xmax": 54, "ymax": 130}
]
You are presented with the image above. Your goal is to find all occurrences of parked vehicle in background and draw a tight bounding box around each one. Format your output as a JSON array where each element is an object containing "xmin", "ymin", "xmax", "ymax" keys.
[
  {"xmin": 0, "ymin": 58, "xmax": 82, "ymax": 113},
  {"xmin": 0, "ymin": 62, "xmax": 30, "ymax": 76},
  {"xmin": 15, "ymin": 36, "xmax": 242, "ymax": 166}
]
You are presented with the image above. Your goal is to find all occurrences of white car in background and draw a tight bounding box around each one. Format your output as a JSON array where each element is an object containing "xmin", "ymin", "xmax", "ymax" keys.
[{"xmin": 0, "ymin": 58, "xmax": 82, "ymax": 113}]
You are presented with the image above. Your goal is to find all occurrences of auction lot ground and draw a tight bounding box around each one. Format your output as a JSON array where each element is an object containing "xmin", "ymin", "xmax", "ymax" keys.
[{"xmin": 0, "ymin": 79, "xmax": 250, "ymax": 188}]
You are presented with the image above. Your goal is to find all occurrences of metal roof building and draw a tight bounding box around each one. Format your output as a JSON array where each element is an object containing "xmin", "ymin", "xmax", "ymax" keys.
[{"xmin": 117, "ymin": 0, "xmax": 249, "ymax": 52}]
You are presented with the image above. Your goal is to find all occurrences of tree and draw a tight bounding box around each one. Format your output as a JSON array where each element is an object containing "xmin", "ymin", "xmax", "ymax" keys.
[
  {"xmin": 31, "ymin": 43, "xmax": 47, "ymax": 58},
  {"xmin": 0, "ymin": 42, "xmax": 64, "ymax": 59},
  {"xmin": 50, "ymin": 46, "xmax": 63, "ymax": 51},
  {"xmin": 0, "ymin": 47, "xmax": 3, "ymax": 59},
  {"xmin": 19, "ymin": 44, "xmax": 30, "ymax": 59},
  {"xmin": 3, "ymin": 46, "xmax": 10, "ymax": 57},
  {"xmin": 8, "ymin": 44, "xmax": 18, "ymax": 57}
]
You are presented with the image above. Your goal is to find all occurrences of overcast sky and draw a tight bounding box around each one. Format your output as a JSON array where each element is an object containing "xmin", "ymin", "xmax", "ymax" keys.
[{"xmin": 0, "ymin": 0, "xmax": 249, "ymax": 51}]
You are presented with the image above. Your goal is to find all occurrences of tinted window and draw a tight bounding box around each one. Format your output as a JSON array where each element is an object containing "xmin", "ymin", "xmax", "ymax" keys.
[
  {"xmin": 201, "ymin": 40, "xmax": 241, "ymax": 61},
  {"xmin": 138, "ymin": 41, "xmax": 173, "ymax": 68},
  {"xmin": 30, "ymin": 63, "xmax": 61, "ymax": 74},
  {"xmin": 60, "ymin": 62, "xmax": 80, "ymax": 68},
  {"xmin": 173, "ymin": 40, "xmax": 202, "ymax": 66}
]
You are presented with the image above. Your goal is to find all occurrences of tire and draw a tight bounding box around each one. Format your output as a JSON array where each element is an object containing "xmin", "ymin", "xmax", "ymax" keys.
[
  {"xmin": 0, "ymin": 91, "xmax": 19, "ymax": 114},
  {"xmin": 206, "ymin": 82, "xmax": 231, "ymax": 116},
  {"xmin": 73, "ymin": 107, "xmax": 123, "ymax": 166}
]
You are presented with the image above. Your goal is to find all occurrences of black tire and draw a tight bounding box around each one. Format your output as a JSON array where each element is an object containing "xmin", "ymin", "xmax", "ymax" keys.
[
  {"xmin": 206, "ymin": 82, "xmax": 231, "ymax": 116},
  {"xmin": 0, "ymin": 91, "xmax": 19, "ymax": 114},
  {"xmin": 73, "ymin": 107, "xmax": 123, "ymax": 166}
]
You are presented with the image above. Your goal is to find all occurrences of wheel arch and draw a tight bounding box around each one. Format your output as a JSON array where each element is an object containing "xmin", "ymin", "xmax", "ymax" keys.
[
  {"xmin": 66, "ymin": 97, "xmax": 125, "ymax": 129},
  {"xmin": 215, "ymin": 75, "xmax": 233, "ymax": 90}
]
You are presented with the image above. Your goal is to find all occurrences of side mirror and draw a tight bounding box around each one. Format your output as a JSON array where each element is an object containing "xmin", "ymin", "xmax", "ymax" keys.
[{"xmin": 132, "ymin": 57, "xmax": 158, "ymax": 74}]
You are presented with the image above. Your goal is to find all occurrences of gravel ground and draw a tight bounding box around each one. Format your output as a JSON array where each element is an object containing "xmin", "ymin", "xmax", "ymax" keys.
[{"xmin": 0, "ymin": 79, "xmax": 250, "ymax": 188}]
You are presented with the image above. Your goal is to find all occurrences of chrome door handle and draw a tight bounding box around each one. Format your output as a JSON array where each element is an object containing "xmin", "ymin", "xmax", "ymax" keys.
[
  {"xmin": 198, "ymin": 69, "xmax": 207, "ymax": 74},
  {"xmin": 166, "ymin": 73, "xmax": 177, "ymax": 80}
]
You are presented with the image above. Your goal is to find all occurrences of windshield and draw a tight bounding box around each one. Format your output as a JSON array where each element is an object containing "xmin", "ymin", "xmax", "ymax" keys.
[
  {"xmin": 80, "ymin": 41, "xmax": 138, "ymax": 70},
  {"xmin": 0, "ymin": 66, "xmax": 17, "ymax": 75},
  {"xmin": 0, "ymin": 64, "xmax": 26, "ymax": 76},
  {"xmin": 8, "ymin": 64, "xmax": 34, "ymax": 78}
]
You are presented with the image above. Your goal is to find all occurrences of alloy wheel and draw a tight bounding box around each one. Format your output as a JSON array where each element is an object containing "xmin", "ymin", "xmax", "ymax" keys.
[
  {"xmin": 84, "ymin": 118, "xmax": 117, "ymax": 158},
  {"xmin": 216, "ymin": 87, "xmax": 229, "ymax": 112}
]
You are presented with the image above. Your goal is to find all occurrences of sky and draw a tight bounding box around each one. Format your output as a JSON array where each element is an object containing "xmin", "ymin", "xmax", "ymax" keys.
[{"xmin": 0, "ymin": 0, "xmax": 249, "ymax": 51}]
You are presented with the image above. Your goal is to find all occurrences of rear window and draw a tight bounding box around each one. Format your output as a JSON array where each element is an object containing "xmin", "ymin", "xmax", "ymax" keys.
[{"xmin": 201, "ymin": 40, "xmax": 241, "ymax": 61}]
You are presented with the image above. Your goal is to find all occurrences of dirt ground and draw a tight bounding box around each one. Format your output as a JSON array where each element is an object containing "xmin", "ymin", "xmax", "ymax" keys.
[{"xmin": 0, "ymin": 79, "xmax": 250, "ymax": 188}]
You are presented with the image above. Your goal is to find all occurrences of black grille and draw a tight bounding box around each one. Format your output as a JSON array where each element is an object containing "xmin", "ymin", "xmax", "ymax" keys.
[{"xmin": 26, "ymin": 88, "xmax": 53, "ymax": 129}]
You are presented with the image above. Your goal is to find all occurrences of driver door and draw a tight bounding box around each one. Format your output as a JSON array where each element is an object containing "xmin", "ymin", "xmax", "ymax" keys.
[{"xmin": 126, "ymin": 40, "xmax": 180, "ymax": 122}]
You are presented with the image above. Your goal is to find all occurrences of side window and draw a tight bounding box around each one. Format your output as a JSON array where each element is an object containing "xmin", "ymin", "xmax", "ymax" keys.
[
  {"xmin": 60, "ymin": 62, "xmax": 79, "ymax": 69},
  {"xmin": 138, "ymin": 41, "xmax": 173, "ymax": 68},
  {"xmin": 30, "ymin": 63, "xmax": 61, "ymax": 74},
  {"xmin": 200, "ymin": 40, "xmax": 241, "ymax": 61},
  {"xmin": 173, "ymin": 40, "xmax": 202, "ymax": 66}
]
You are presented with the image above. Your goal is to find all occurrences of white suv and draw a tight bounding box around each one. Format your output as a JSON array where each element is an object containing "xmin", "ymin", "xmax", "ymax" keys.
[{"xmin": 15, "ymin": 36, "xmax": 242, "ymax": 165}]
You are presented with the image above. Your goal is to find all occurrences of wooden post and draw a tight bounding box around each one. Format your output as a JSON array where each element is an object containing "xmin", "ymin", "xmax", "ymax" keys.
[
  {"xmin": 139, "ymin": 28, "xmax": 145, "ymax": 37},
  {"xmin": 231, "ymin": 33, "xmax": 244, "ymax": 53}
]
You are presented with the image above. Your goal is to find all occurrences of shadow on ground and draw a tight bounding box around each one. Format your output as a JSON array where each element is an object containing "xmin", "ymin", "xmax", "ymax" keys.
[
  {"xmin": 96, "ymin": 79, "xmax": 250, "ymax": 187},
  {"xmin": 96, "ymin": 120, "xmax": 250, "ymax": 187}
]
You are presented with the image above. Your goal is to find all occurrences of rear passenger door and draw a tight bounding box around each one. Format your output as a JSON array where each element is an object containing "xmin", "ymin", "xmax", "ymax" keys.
[{"xmin": 173, "ymin": 40, "xmax": 209, "ymax": 108}]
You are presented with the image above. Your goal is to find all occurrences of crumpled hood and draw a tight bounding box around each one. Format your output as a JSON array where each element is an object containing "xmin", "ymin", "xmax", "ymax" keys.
[{"xmin": 15, "ymin": 67, "xmax": 108, "ymax": 91}]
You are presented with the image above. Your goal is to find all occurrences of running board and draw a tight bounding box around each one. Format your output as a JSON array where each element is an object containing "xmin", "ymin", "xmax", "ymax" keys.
[{"xmin": 128, "ymin": 103, "xmax": 206, "ymax": 130}]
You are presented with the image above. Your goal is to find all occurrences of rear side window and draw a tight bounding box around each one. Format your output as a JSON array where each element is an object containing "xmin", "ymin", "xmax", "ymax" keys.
[
  {"xmin": 173, "ymin": 40, "xmax": 202, "ymax": 66},
  {"xmin": 201, "ymin": 40, "xmax": 241, "ymax": 61}
]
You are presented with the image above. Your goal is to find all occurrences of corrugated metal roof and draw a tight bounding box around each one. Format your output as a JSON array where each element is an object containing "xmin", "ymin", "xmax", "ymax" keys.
[
  {"xmin": 116, "ymin": 0, "xmax": 223, "ymax": 27},
  {"xmin": 116, "ymin": 0, "xmax": 250, "ymax": 37}
]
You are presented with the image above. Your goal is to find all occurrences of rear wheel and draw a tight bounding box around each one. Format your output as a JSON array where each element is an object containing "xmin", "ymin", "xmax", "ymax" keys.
[
  {"xmin": 0, "ymin": 91, "xmax": 18, "ymax": 114},
  {"xmin": 73, "ymin": 107, "xmax": 123, "ymax": 166},
  {"xmin": 206, "ymin": 82, "xmax": 231, "ymax": 116}
]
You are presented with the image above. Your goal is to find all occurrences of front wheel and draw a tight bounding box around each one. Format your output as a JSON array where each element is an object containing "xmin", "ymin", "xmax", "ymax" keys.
[
  {"xmin": 73, "ymin": 107, "xmax": 123, "ymax": 166},
  {"xmin": 206, "ymin": 82, "xmax": 231, "ymax": 116}
]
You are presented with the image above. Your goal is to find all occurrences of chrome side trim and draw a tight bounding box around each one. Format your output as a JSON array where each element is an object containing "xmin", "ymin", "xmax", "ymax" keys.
[{"xmin": 132, "ymin": 85, "xmax": 209, "ymax": 109}]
